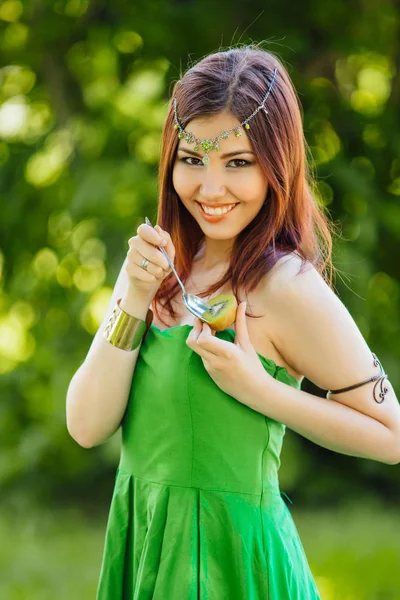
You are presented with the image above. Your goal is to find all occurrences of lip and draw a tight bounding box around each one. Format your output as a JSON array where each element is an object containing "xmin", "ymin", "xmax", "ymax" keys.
[
  {"xmin": 196, "ymin": 201, "xmax": 239, "ymax": 222},
  {"xmin": 198, "ymin": 201, "xmax": 238, "ymax": 207}
]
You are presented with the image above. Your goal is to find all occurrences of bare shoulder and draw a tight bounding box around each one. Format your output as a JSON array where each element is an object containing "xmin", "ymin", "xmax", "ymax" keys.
[
  {"xmin": 261, "ymin": 250, "xmax": 358, "ymax": 384},
  {"xmin": 257, "ymin": 251, "xmax": 335, "ymax": 379},
  {"xmin": 262, "ymin": 251, "xmax": 335, "ymax": 330},
  {"xmin": 263, "ymin": 251, "xmax": 319, "ymax": 295}
]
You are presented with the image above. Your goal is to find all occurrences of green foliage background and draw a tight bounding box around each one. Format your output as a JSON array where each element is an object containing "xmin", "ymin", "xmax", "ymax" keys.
[
  {"xmin": 1, "ymin": 1, "xmax": 400, "ymax": 595},
  {"xmin": 1, "ymin": 0, "xmax": 400, "ymax": 504}
]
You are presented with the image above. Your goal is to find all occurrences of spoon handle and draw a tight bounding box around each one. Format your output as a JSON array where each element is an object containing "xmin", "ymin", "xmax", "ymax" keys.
[{"xmin": 145, "ymin": 217, "xmax": 186, "ymax": 295}]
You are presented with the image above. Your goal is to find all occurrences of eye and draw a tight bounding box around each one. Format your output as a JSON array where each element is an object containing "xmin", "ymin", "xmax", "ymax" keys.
[
  {"xmin": 180, "ymin": 156, "xmax": 203, "ymax": 166},
  {"xmin": 178, "ymin": 156, "xmax": 254, "ymax": 167},
  {"xmin": 228, "ymin": 159, "xmax": 253, "ymax": 168}
]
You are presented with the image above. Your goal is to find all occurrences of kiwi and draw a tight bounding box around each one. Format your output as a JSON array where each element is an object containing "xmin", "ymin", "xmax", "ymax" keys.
[{"xmin": 200, "ymin": 293, "xmax": 238, "ymax": 331}]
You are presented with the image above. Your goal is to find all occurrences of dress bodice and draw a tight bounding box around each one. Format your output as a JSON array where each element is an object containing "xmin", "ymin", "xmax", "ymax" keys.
[{"xmin": 119, "ymin": 324, "xmax": 300, "ymax": 494}]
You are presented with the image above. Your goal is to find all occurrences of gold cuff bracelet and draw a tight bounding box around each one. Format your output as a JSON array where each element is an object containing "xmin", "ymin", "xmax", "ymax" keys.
[{"xmin": 103, "ymin": 298, "xmax": 154, "ymax": 351}]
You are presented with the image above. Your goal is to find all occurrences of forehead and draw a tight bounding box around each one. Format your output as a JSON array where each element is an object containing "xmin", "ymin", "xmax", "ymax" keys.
[{"xmin": 178, "ymin": 110, "xmax": 253, "ymax": 151}]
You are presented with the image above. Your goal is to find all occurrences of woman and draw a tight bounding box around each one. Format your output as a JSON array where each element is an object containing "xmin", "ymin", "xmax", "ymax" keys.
[{"xmin": 66, "ymin": 45, "xmax": 400, "ymax": 599}]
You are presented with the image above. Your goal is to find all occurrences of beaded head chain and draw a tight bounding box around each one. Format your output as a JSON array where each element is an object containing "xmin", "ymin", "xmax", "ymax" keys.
[{"xmin": 173, "ymin": 67, "xmax": 278, "ymax": 165}]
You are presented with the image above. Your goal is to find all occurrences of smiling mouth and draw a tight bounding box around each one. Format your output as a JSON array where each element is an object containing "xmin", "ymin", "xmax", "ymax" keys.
[{"xmin": 197, "ymin": 202, "xmax": 239, "ymax": 216}]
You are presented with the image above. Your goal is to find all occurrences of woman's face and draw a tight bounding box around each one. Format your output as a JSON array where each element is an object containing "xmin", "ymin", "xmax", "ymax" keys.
[{"xmin": 172, "ymin": 110, "xmax": 269, "ymax": 240}]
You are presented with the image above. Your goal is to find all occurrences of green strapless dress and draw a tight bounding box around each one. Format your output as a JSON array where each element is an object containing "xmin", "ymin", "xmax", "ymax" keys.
[{"xmin": 96, "ymin": 324, "xmax": 321, "ymax": 599}]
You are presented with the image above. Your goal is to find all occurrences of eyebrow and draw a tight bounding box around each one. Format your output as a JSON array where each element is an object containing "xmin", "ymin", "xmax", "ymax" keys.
[{"xmin": 177, "ymin": 147, "xmax": 256, "ymax": 159}]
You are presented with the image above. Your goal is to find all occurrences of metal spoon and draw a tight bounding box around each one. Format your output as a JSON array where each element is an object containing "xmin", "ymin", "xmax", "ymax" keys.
[{"xmin": 145, "ymin": 216, "xmax": 214, "ymax": 323}]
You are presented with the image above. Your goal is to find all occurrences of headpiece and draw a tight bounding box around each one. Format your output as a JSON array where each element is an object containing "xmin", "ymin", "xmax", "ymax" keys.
[{"xmin": 173, "ymin": 67, "xmax": 278, "ymax": 165}]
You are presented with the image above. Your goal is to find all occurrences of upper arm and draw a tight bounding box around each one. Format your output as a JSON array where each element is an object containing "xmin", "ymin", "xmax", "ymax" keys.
[
  {"xmin": 266, "ymin": 255, "xmax": 400, "ymax": 431},
  {"xmin": 84, "ymin": 256, "xmax": 129, "ymax": 364}
]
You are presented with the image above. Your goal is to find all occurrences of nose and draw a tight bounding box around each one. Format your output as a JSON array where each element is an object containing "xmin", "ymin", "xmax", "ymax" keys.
[{"xmin": 199, "ymin": 168, "xmax": 227, "ymax": 201}]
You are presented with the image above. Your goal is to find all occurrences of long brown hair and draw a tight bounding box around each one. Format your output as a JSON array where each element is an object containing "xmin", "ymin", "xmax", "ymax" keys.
[{"xmin": 153, "ymin": 45, "xmax": 338, "ymax": 327}]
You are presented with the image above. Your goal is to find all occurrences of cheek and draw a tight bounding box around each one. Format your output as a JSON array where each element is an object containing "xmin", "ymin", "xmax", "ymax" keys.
[
  {"xmin": 172, "ymin": 164, "xmax": 198, "ymax": 198},
  {"xmin": 234, "ymin": 171, "xmax": 268, "ymax": 202}
]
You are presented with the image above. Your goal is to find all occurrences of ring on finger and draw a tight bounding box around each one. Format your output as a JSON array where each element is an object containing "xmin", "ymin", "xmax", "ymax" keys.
[{"xmin": 140, "ymin": 257, "xmax": 150, "ymax": 271}]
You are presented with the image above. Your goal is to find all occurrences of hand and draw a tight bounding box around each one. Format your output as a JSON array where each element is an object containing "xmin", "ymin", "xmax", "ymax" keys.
[
  {"xmin": 186, "ymin": 301, "xmax": 271, "ymax": 405},
  {"xmin": 125, "ymin": 223, "xmax": 175, "ymax": 298}
]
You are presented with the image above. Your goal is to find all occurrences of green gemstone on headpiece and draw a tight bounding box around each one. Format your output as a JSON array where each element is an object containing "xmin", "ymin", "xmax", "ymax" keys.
[
  {"xmin": 194, "ymin": 146, "xmax": 199, "ymax": 152},
  {"xmin": 202, "ymin": 155, "xmax": 210, "ymax": 165},
  {"xmin": 174, "ymin": 124, "xmax": 179, "ymax": 130},
  {"xmin": 185, "ymin": 132, "xmax": 195, "ymax": 143},
  {"xmin": 245, "ymin": 123, "xmax": 250, "ymax": 130},
  {"xmin": 200, "ymin": 139, "xmax": 214, "ymax": 153},
  {"xmin": 235, "ymin": 129, "xmax": 242, "ymax": 137},
  {"xmin": 215, "ymin": 145, "xmax": 219, "ymax": 152},
  {"xmin": 221, "ymin": 131, "xmax": 229, "ymax": 139},
  {"xmin": 178, "ymin": 133, "xmax": 184, "ymax": 139}
]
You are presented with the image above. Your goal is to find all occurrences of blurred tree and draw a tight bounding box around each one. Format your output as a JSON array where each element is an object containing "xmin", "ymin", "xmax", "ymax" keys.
[{"xmin": 0, "ymin": 0, "xmax": 399, "ymax": 507}]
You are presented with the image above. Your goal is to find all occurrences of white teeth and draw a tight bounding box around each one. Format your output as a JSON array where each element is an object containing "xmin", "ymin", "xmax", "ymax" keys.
[{"xmin": 200, "ymin": 203, "xmax": 237, "ymax": 215}]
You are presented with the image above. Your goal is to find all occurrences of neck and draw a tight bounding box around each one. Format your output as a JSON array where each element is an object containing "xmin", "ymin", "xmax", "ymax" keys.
[{"xmin": 194, "ymin": 238, "xmax": 234, "ymax": 271}]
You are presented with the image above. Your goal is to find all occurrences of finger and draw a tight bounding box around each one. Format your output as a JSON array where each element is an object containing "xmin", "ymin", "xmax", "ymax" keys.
[
  {"xmin": 155, "ymin": 226, "xmax": 175, "ymax": 269},
  {"xmin": 235, "ymin": 301, "xmax": 250, "ymax": 350},
  {"xmin": 197, "ymin": 324, "xmax": 228, "ymax": 357},
  {"xmin": 187, "ymin": 318, "xmax": 201, "ymax": 342},
  {"xmin": 125, "ymin": 261, "xmax": 158, "ymax": 283},
  {"xmin": 155, "ymin": 225, "xmax": 171, "ymax": 248},
  {"xmin": 133, "ymin": 237, "xmax": 171, "ymax": 272},
  {"xmin": 186, "ymin": 322, "xmax": 211, "ymax": 355},
  {"xmin": 198, "ymin": 322, "xmax": 212, "ymax": 339},
  {"xmin": 138, "ymin": 223, "xmax": 167, "ymax": 247},
  {"xmin": 187, "ymin": 333, "xmax": 217, "ymax": 363},
  {"xmin": 127, "ymin": 246, "xmax": 165, "ymax": 279}
]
